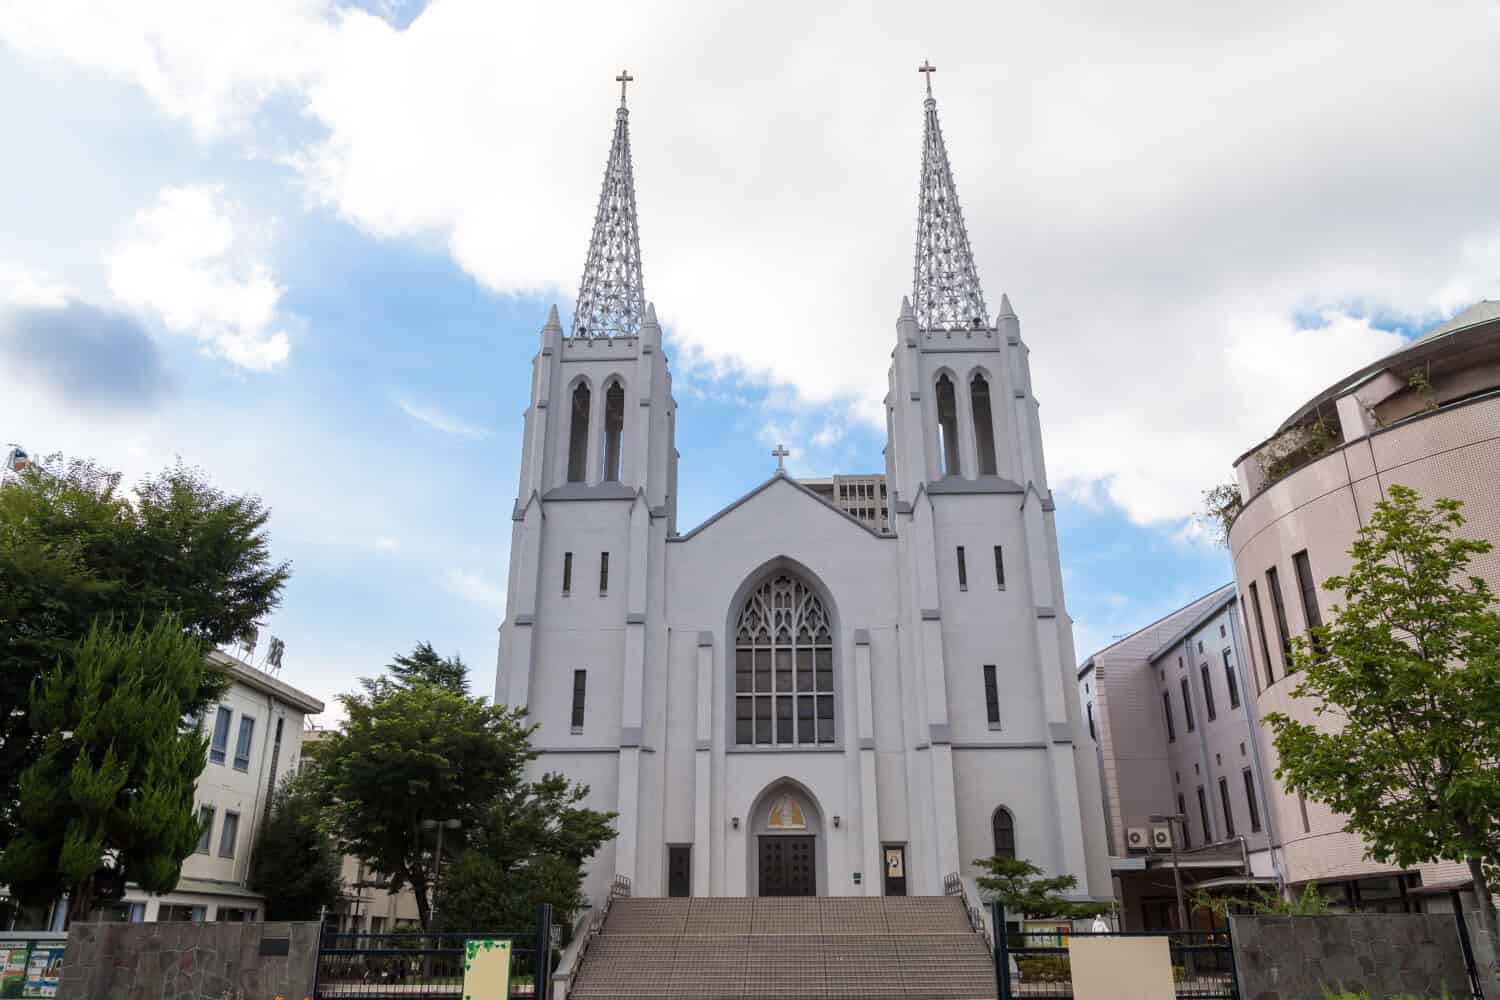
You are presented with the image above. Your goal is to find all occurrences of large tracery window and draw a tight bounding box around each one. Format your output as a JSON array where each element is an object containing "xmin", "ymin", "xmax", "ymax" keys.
[{"xmin": 734, "ymin": 574, "xmax": 835, "ymax": 746}]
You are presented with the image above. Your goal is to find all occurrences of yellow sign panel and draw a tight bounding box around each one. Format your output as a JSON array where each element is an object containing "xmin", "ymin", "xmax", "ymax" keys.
[
  {"xmin": 1068, "ymin": 936, "xmax": 1174, "ymax": 1000},
  {"xmin": 463, "ymin": 938, "xmax": 513, "ymax": 1000}
]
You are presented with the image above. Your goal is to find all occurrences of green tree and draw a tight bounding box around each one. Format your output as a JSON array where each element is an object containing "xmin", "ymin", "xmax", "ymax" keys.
[
  {"xmin": 1264, "ymin": 485, "xmax": 1500, "ymax": 985},
  {"xmin": 974, "ymin": 857, "xmax": 1111, "ymax": 920},
  {"xmin": 1191, "ymin": 883, "xmax": 1330, "ymax": 919},
  {"xmin": 371, "ymin": 642, "xmax": 470, "ymax": 696},
  {"xmin": 0, "ymin": 455, "xmax": 288, "ymax": 848},
  {"xmin": 314, "ymin": 659, "xmax": 578, "ymax": 930},
  {"xmin": 433, "ymin": 772, "xmax": 615, "ymax": 934},
  {"xmin": 0, "ymin": 616, "xmax": 210, "ymax": 921},
  {"xmin": 249, "ymin": 771, "xmax": 344, "ymax": 920}
]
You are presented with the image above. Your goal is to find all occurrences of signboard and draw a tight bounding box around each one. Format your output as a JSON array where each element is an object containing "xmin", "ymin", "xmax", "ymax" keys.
[
  {"xmin": 1022, "ymin": 920, "xmax": 1072, "ymax": 948},
  {"xmin": 884, "ymin": 848, "xmax": 905, "ymax": 879},
  {"xmin": 22, "ymin": 944, "xmax": 62, "ymax": 998},
  {"xmin": 0, "ymin": 942, "xmax": 30, "ymax": 999},
  {"xmin": 462, "ymin": 939, "xmax": 512, "ymax": 999}
]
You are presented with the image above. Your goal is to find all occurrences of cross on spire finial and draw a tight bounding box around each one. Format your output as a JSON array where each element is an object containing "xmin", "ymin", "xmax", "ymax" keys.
[
  {"xmin": 918, "ymin": 60, "xmax": 936, "ymax": 97},
  {"xmin": 771, "ymin": 444, "xmax": 790, "ymax": 473},
  {"xmin": 616, "ymin": 68, "xmax": 634, "ymax": 106}
]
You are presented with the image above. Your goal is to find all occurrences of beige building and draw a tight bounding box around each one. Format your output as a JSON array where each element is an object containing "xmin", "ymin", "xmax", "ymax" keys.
[
  {"xmin": 1228, "ymin": 299, "xmax": 1500, "ymax": 912},
  {"xmin": 101, "ymin": 649, "xmax": 325, "ymax": 923},
  {"xmin": 1080, "ymin": 586, "xmax": 1279, "ymax": 930}
]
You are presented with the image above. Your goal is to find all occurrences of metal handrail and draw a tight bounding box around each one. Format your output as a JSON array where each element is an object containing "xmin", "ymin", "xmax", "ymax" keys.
[{"xmin": 944, "ymin": 871, "xmax": 994, "ymax": 950}]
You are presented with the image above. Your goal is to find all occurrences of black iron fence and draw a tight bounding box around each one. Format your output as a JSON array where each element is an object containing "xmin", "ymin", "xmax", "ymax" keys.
[
  {"xmin": 314, "ymin": 903, "xmax": 553, "ymax": 1000},
  {"xmin": 991, "ymin": 903, "xmax": 1238, "ymax": 1000}
]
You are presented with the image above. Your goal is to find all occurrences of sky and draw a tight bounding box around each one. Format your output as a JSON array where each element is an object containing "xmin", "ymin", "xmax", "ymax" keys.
[{"xmin": 2, "ymin": 1, "xmax": 1498, "ymax": 714}]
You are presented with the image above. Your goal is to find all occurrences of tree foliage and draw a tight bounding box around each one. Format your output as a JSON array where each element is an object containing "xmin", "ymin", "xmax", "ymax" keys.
[
  {"xmin": 0, "ymin": 616, "xmax": 210, "ymax": 920},
  {"xmin": 313, "ymin": 653, "xmax": 612, "ymax": 930},
  {"xmin": 0, "ymin": 455, "xmax": 288, "ymax": 847},
  {"xmin": 1199, "ymin": 482, "xmax": 1244, "ymax": 548},
  {"xmin": 249, "ymin": 771, "xmax": 344, "ymax": 920},
  {"xmin": 974, "ymin": 856, "xmax": 1110, "ymax": 920},
  {"xmin": 1264, "ymin": 484, "xmax": 1500, "ymax": 985},
  {"xmin": 433, "ymin": 773, "xmax": 616, "ymax": 934},
  {"xmin": 368, "ymin": 641, "xmax": 470, "ymax": 697},
  {"xmin": 1192, "ymin": 883, "xmax": 1330, "ymax": 918}
]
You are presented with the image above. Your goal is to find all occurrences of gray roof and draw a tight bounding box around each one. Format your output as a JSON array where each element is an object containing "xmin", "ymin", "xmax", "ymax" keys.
[{"xmin": 1147, "ymin": 587, "xmax": 1238, "ymax": 664}]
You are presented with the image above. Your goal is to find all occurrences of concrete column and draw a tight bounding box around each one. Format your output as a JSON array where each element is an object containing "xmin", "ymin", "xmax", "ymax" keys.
[
  {"xmin": 694, "ymin": 633, "xmax": 713, "ymax": 896},
  {"xmin": 853, "ymin": 631, "xmax": 881, "ymax": 895}
]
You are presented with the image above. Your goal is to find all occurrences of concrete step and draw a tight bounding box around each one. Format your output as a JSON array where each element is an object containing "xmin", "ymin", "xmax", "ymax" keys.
[{"xmin": 571, "ymin": 896, "xmax": 995, "ymax": 1000}]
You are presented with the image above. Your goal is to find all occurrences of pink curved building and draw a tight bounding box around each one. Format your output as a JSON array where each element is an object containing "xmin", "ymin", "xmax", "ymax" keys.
[{"xmin": 1229, "ymin": 300, "xmax": 1500, "ymax": 911}]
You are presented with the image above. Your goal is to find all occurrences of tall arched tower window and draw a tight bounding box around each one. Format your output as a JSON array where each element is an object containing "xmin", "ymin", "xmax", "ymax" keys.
[
  {"xmin": 601, "ymin": 380, "xmax": 625, "ymax": 482},
  {"xmin": 992, "ymin": 807, "xmax": 1016, "ymax": 859},
  {"xmin": 567, "ymin": 382, "xmax": 591, "ymax": 483},
  {"xmin": 970, "ymin": 373, "xmax": 998, "ymax": 476},
  {"xmin": 734, "ymin": 574, "xmax": 835, "ymax": 746},
  {"xmin": 935, "ymin": 374, "xmax": 961, "ymax": 477}
]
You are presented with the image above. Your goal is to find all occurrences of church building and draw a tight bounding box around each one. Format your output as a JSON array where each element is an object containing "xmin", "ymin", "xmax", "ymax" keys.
[{"xmin": 495, "ymin": 71, "xmax": 1110, "ymax": 906}]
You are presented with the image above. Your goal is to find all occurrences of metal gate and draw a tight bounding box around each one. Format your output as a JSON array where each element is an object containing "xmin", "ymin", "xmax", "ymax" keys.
[
  {"xmin": 991, "ymin": 902, "xmax": 1238, "ymax": 1000},
  {"xmin": 313, "ymin": 902, "xmax": 553, "ymax": 1000}
]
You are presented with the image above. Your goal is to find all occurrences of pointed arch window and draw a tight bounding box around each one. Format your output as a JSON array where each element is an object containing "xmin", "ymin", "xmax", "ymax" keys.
[
  {"xmin": 734, "ymin": 574, "xmax": 835, "ymax": 746},
  {"xmin": 602, "ymin": 380, "xmax": 625, "ymax": 482},
  {"xmin": 567, "ymin": 382, "xmax": 591, "ymax": 483},
  {"xmin": 935, "ymin": 374, "xmax": 961, "ymax": 477},
  {"xmin": 992, "ymin": 807, "xmax": 1016, "ymax": 859},
  {"xmin": 970, "ymin": 373, "xmax": 997, "ymax": 476}
]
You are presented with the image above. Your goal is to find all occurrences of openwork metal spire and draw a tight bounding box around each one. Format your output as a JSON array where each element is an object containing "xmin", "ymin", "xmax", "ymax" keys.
[
  {"xmin": 913, "ymin": 62, "xmax": 989, "ymax": 331},
  {"xmin": 571, "ymin": 70, "xmax": 645, "ymax": 339}
]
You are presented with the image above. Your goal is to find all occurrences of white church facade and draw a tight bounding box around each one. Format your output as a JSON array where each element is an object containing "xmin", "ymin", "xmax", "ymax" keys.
[{"xmin": 495, "ymin": 73, "xmax": 1110, "ymax": 905}]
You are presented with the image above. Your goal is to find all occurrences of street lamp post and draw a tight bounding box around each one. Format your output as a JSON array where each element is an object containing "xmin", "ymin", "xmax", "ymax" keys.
[
  {"xmin": 1150, "ymin": 813, "xmax": 1190, "ymax": 932},
  {"xmin": 421, "ymin": 818, "xmax": 463, "ymax": 917}
]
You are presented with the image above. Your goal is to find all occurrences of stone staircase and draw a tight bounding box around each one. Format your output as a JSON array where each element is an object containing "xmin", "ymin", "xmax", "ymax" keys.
[{"xmin": 569, "ymin": 896, "xmax": 996, "ymax": 1000}]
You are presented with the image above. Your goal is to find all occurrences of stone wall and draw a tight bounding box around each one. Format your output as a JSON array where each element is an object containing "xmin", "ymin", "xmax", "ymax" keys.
[
  {"xmin": 57, "ymin": 921, "xmax": 320, "ymax": 1000},
  {"xmin": 1229, "ymin": 914, "xmax": 1470, "ymax": 1000}
]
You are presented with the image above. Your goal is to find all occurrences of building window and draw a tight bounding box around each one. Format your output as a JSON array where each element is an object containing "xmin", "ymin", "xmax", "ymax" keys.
[
  {"xmin": 1200, "ymin": 664, "xmax": 1217, "ymax": 722},
  {"xmin": 1197, "ymin": 640, "xmax": 1204, "ymax": 654},
  {"xmin": 602, "ymin": 380, "xmax": 625, "ymax": 481},
  {"xmin": 956, "ymin": 546, "xmax": 967, "ymax": 590},
  {"xmin": 1298, "ymin": 792, "xmax": 1311, "ymax": 834},
  {"xmin": 1218, "ymin": 777, "xmax": 1235, "ymax": 838},
  {"xmin": 233, "ymin": 715, "xmax": 255, "ymax": 772},
  {"xmin": 217, "ymin": 908, "xmax": 255, "ymax": 923},
  {"xmin": 1219, "ymin": 624, "xmax": 1226, "ymax": 638},
  {"xmin": 1086, "ymin": 702, "xmax": 1095, "ymax": 740},
  {"xmin": 993, "ymin": 546, "xmax": 1005, "ymax": 588},
  {"xmin": 209, "ymin": 706, "xmax": 232, "ymax": 766},
  {"xmin": 1243, "ymin": 769, "xmax": 1262, "ymax": 833},
  {"xmin": 970, "ymin": 373, "xmax": 998, "ymax": 476},
  {"xmin": 567, "ymin": 382, "xmax": 591, "ymax": 483},
  {"xmin": 983, "ymin": 665, "xmax": 1000, "ymax": 726},
  {"xmin": 1248, "ymin": 582, "xmax": 1275, "ymax": 688},
  {"xmin": 599, "ymin": 552, "xmax": 610, "ymax": 595},
  {"xmin": 563, "ymin": 552, "xmax": 573, "ymax": 595},
  {"xmin": 733, "ymin": 573, "xmax": 835, "ymax": 746},
  {"xmin": 1223, "ymin": 650, "xmax": 1240, "ymax": 709},
  {"xmin": 1177, "ymin": 794, "xmax": 1191, "ymax": 848},
  {"xmin": 160, "ymin": 904, "xmax": 206, "ymax": 923},
  {"xmin": 571, "ymin": 670, "xmax": 586, "ymax": 732},
  {"xmin": 196, "ymin": 806, "xmax": 215, "ymax": 854},
  {"xmin": 1197, "ymin": 786, "xmax": 1212, "ymax": 843},
  {"xmin": 1292, "ymin": 549, "xmax": 1325, "ymax": 658},
  {"xmin": 265, "ymin": 717, "xmax": 285, "ymax": 804},
  {"xmin": 935, "ymin": 374, "xmax": 961, "ymax": 477},
  {"xmin": 219, "ymin": 811, "xmax": 240, "ymax": 859},
  {"xmin": 991, "ymin": 808, "xmax": 1016, "ymax": 859},
  {"xmin": 1266, "ymin": 566, "xmax": 1293, "ymax": 672},
  {"xmin": 1180, "ymin": 678, "xmax": 1195, "ymax": 732},
  {"xmin": 1162, "ymin": 691, "xmax": 1176, "ymax": 743}
]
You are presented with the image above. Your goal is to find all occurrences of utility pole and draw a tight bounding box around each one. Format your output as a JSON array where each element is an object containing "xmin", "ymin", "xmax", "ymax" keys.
[{"xmin": 1151, "ymin": 813, "xmax": 1190, "ymax": 932}]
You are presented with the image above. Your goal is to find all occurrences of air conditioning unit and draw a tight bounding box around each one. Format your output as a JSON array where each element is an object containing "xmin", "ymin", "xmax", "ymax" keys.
[
  {"xmin": 1152, "ymin": 825, "xmax": 1174, "ymax": 850},
  {"xmin": 1126, "ymin": 827, "xmax": 1149, "ymax": 852}
]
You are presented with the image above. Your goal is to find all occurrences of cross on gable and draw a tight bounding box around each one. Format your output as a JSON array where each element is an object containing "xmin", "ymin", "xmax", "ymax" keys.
[{"xmin": 771, "ymin": 444, "xmax": 790, "ymax": 473}]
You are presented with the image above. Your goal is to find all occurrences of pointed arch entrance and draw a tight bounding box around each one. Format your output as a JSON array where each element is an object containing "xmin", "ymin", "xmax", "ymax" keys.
[{"xmin": 746, "ymin": 779, "xmax": 827, "ymax": 896}]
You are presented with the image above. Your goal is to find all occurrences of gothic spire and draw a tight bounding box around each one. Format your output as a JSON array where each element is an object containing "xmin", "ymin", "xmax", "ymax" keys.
[
  {"xmin": 571, "ymin": 70, "xmax": 645, "ymax": 339},
  {"xmin": 912, "ymin": 62, "xmax": 989, "ymax": 332}
]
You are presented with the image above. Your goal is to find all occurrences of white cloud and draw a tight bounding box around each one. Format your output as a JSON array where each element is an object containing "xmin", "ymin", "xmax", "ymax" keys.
[
  {"xmin": 395, "ymin": 396, "xmax": 490, "ymax": 438},
  {"xmin": 373, "ymin": 535, "xmax": 400, "ymax": 552},
  {"xmin": 8, "ymin": 0, "xmax": 1500, "ymax": 523},
  {"xmin": 442, "ymin": 569, "xmax": 505, "ymax": 610},
  {"xmin": 107, "ymin": 186, "xmax": 291, "ymax": 370},
  {"xmin": 0, "ymin": 260, "xmax": 69, "ymax": 307}
]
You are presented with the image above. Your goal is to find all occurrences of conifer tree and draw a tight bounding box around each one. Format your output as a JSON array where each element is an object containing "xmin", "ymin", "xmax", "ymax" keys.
[
  {"xmin": 249, "ymin": 772, "xmax": 343, "ymax": 920},
  {"xmin": 0, "ymin": 616, "xmax": 209, "ymax": 921}
]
